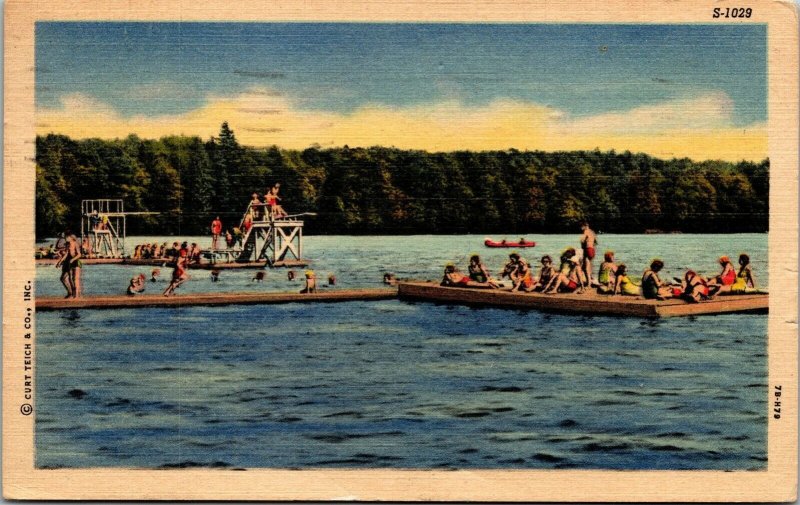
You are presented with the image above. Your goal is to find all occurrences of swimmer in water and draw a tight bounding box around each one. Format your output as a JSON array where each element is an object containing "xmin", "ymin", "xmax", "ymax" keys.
[
  {"xmin": 127, "ymin": 274, "xmax": 146, "ymax": 295},
  {"xmin": 300, "ymin": 270, "xmax": 317, "ymax": 293},
  {"xmin": 253, "ymin": 271, "xmax": 265, "ymax": 282}
]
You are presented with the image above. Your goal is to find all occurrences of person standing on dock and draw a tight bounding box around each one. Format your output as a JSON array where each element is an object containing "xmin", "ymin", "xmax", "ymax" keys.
[
  {"xmin": 211, "ymin": 216, "xmax": 223, "ymax": 250},
  {"xmin": 55, "ymin": 233, "xmax": 82, "ymax": 298},
  {"xmin": 579, "ymin": 221, "xmax": 598, "ymax": 285}
]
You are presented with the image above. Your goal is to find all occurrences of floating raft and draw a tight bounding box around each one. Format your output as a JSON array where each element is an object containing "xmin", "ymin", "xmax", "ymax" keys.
[
  {"xmin": 36, "ymin": 288, "xmax": 396, "ymax": 311},
  {"xmin": 397, "ymin": 282, "xmax": 768, "ymax": 318}
]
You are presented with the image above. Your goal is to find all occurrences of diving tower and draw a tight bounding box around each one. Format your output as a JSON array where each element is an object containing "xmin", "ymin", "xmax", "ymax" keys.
[
  {"xmin": 235, "ymin": 201, "xmax": 313, "ymax": 266},
  {"xmin": 80, "ymin": 199, "xmax": 157, "ymax": 258}
]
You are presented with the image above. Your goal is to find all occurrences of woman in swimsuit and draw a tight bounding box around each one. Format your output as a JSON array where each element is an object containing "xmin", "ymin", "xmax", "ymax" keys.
[
  {"xmin": 442, "ymin": 264, "xmax": 494, "ymax": 288},
  {"xmin": 533, "ymin": 255, "xmax": 556, "ymax": 292},
  {"xmin": 641, "ymin": 259, "xmax": 673, "ymax": 300},
  {"xmin": 708, "ymin": 256, "xmax": 737, "ymax": 295},
  {"xmin": 544, "ymin": 255, "xmax": 584, "ymax": 294},
  {"xmin": 680, "ymin": 270, "xmax": 710, "ymax": 303},
  {"xmin": 468, "ymin": 255, "xmax": 499, "ymax": 288},
  {"xmin": 510, "ymin": 256, "xmax": 535, "ymax": 292},
  {"xmin": 613, "ymin": 264, "xmax": 640, "ymax": 296},
  {"xmin": 730, "ymin": 254, "xmax": 757, "ymax": 293},
  {"xmin": 266, "ymin": 183, "xmax": 287, "ymax": 219},
  {"xmin": 597, "ymin": 251, "xmax": 617, "ymax": 294}
]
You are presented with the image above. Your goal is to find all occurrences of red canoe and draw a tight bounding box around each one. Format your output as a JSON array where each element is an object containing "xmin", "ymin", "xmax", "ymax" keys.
[{"xmin": 484, "ymin": 239, "xmax": 536, "ymax": 248}]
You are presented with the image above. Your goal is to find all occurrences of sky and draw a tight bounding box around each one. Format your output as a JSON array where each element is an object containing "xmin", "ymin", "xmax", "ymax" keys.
[{"xmin": 35, "ymin": 23, "xmax": 767, "ymax": 161}]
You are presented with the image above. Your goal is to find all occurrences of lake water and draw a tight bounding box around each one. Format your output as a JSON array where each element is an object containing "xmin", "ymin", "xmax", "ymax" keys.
[{"xmin": 35, "ymin": 234, "xmax": 768, "ymax": 469}]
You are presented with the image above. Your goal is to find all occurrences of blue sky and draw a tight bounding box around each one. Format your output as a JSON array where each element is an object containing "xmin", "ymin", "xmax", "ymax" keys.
[{"xmin": 34, "ymin": 23, "xmax": 768, "ymax": 160}]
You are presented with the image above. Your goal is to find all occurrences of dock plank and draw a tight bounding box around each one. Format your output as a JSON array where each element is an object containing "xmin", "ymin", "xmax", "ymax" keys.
[
  {"xmin": 36, "ymin": 288, "xmax": 396, "ymax": 311},
  {"xmin": 397, "ymin": 282, "xmax": 768, "ymax": 318}
]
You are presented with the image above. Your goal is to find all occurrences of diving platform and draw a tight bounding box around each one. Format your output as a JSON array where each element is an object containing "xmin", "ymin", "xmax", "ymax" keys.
[
  {"xmin": 397, "ymin": 282, "xmax": 769, "ymax": 318},
  {"xmin": 36, "ymin": 288, "xmax": 397, "ymax": 311},
  {"xmin": 233, "ymin": 200, "xmax": 313, "ymax": 267}
]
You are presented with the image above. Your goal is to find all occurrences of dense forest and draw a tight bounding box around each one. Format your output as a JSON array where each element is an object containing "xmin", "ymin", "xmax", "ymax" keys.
[{"xmin": 35, "ymin": 123, "xmax": 769, "ymax": 238}]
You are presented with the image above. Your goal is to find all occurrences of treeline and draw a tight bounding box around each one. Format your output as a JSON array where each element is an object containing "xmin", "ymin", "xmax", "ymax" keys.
[{"xmin": 35, "ymin": 123, "xmax": 768, "ymax": 238}]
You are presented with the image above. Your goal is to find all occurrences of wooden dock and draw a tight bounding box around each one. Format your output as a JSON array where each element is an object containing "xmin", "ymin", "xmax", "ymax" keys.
[
  {"xmin": 397, "ymin": 282, "xmax": 769, "ymax": 318},
  {"xmin": 36, "ymin": 288, "xmax": 396, "ymax": 311}
]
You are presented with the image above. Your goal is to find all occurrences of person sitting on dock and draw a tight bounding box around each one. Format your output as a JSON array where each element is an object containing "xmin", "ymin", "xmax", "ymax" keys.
[
  {"xmin": 189, "ymin": 243, "xmax": 202, "ymax": 264},
  {"xmin": 613, "ymin": 264, "xmax": 640, "ymax": 296},
  {"xmin": 641, "ymin": 259, "xmax": 674, "ymax": 300},
  {"xmin": 300, "ymin": 270, "xmax": 318, "ymax": 293},
  {"xmin": 679, "ymin": 270, "xmax": 710, "ymax": 303},
  {"xmin": 127, "ymin": 274, "xmax": 146, "ymax": 296},
  {"xmin": 707, "ymin": 256, "xmax": 736, "ymax": 295},
  {"xmin": 532, "ymin": 255, "xmax": 556, "ymax": 292},
  {"xmin": 510, "ymin": 256, "xmax": 535, "ymax": 292},
  {"xmin": 544, "ymin": 255, "xmax": 584, "ymax": 294},
  {"xmin": 468, "ymin": 254, "xmax": 499, "ymax": 288},
  {"xmin": 730, "ymin": 254, "xmax": 757, "ymax": 293},
  {"xmin": 597, "ymin": 251, "xmax": 618, "ymax": 294},
  {"xmin": 442, "ymin": 263, "xmax": 495, "ymax": 289},
  {"xmin": 500, "ymin": 252, "xmax": 522, "ymax": 282},
  {"xmin": 225, "ymin": 230, "xmax": 235, "ymax": 249}
]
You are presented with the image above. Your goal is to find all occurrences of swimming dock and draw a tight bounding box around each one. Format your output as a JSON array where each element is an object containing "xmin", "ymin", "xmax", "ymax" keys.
[
  {"xmin": 397, "ymin": 282, "xmax": 769, "ymax": 318},
  {"xmin": 36, "ymin": 288, "xmax": 396, "ymax": 311},
  {"xmin": 35, "ymin": 258, "xmax": 307, "ymax": 269}
]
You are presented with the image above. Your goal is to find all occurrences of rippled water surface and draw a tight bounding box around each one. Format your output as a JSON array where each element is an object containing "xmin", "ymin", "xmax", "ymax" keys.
[{"xmin": 35, "ymin": 234, "xmax": 768, "ymax": 469}]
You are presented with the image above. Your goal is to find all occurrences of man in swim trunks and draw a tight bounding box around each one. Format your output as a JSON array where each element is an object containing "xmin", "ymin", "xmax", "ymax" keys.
[{"xmin": 579, "ymin": 221, "xmax": 597, "ymax": 285}]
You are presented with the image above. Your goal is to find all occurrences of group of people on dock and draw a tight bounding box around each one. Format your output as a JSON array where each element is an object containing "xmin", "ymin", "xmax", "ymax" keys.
[{"xmin": 442, "ymin": 222, "xmax": 758, "ymax": 302}]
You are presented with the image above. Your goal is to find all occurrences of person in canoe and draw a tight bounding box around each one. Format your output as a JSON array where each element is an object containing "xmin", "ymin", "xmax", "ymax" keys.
[
  {"xmin": 442, "ymin": 263, "xmax": 495, "ymax": 288},
  {"xmin": 579, "ymin": 221, "xmax": 598, "ymax": 284},
  {"xmin": 707, "ymin": 256, "xmax": 737, "ymax": 295},
  {"xmin": 532, "ymin": 255, "xmax": 557, "ymax": 292},
  {"xmin": 730, "ymin": 254, "xmax": 757, "ymax": 293},
  {"xmin": 679, "ymin": 270, "xmax": 710, "ymax": 303},
  {"xmin": 613, "ymin": 264, "xmax": 640, "ymax": 296},
  {"xmin": 597, "ymin": 250, "xmax": 618, "ymax": 294},
  {"xmin": 641, "ymin": 259, "xmax": 674, "ymax": 300},
  {"xmin": 468, "ymin": 254, "xmax": 499, "ymax": 288}
]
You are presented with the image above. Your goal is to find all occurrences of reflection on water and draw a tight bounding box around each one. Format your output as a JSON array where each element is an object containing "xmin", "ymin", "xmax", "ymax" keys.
[{"xmin": 35, "ymin": 234, "xmax": 767, "ymax": 469}]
